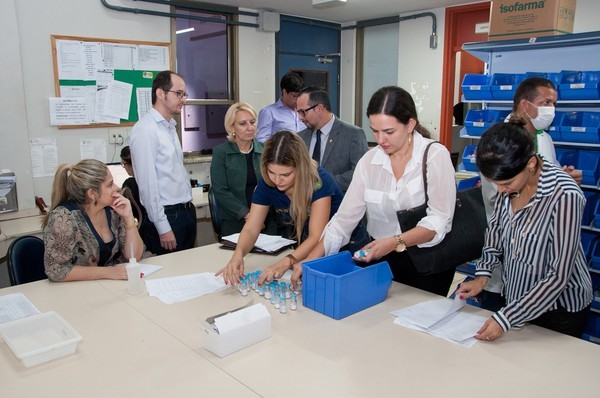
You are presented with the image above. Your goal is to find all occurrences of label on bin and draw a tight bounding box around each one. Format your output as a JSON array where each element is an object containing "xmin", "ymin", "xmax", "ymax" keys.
[
  {"xmin": 570, "ymin": 83, "xmax": 585, "ymax": 89},
  {"xmin": 571, "ymin": 127, "xmax": 586, "ymax": 133},
  {"xmin": 468, "ymin": 85, "xmax": 481, "ymax": 90},
  {"xmin": 473, "ymin": 122, "xmax": 484, "ymax": 127},
  {"xmin": 499, "ymin": 85, "xmax": 512, "ymax": 90}
]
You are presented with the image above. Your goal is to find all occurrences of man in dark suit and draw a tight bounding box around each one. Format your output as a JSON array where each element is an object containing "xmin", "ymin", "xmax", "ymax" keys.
[{"xmin": 297, "ymin": 86, "xmax": 368, "ymax": 192}]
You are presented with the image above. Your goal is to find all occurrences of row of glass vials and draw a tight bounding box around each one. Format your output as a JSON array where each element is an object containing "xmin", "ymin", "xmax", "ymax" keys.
[{"xmin": 237, "ymin": 271, "xmax": 298, "ymax": 314}]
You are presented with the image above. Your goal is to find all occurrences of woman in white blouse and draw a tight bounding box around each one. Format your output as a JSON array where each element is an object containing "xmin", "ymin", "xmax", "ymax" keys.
[{"xmin": 297, "ymin": 86, "xmax": 457, "ymax": 296}]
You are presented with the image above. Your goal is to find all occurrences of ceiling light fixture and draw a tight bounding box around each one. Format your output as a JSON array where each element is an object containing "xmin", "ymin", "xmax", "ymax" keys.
[
  {"xmin": 176, "ymin": 27, "xmax": 195, "ymax": 35},
  {"xmin": 312, "ymin": 0, "xmax": 347, "ymax": 9}
]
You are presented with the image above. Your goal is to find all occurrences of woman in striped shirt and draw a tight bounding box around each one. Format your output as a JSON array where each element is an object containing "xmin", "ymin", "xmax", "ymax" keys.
[{"xmin": 456, "ymin": 121, "xmax": 592, "ymax": 341}]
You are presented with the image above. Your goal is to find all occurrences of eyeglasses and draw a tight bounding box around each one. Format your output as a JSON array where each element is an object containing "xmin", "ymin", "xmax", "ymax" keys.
[
  {"xmin": 297, "ymin": 104, "xmax": 319, "ymax": 117},
  {"xmin": 165, "ymin": 90, "xmax": 189, "ymax": 99}
]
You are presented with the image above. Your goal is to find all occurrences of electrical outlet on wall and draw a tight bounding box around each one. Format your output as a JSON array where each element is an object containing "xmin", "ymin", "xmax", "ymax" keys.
[{"xmin": 108, "ymin": 128, "xmax": 125, "ymax": 146}]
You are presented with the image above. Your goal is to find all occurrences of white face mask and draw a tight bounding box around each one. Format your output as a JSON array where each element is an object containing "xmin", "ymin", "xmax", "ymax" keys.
[{"xmin": 526, "ymin": 101, "xmax": 555, "ymax": 131}]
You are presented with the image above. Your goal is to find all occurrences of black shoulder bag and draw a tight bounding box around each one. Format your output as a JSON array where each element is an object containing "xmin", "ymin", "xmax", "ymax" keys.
[{"xmin": 396, "ymin": 142, "xmax": 487, "ymax": 275}]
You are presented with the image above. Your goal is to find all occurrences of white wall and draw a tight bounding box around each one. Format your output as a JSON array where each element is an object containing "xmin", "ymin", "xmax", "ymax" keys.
[
  {"xmin": 398, "ymin": 7, "xmax": 446, "ymax": 140},
  {"xmin": 2, "ymin": 0, "xmax": 171, "ymax": 210}
]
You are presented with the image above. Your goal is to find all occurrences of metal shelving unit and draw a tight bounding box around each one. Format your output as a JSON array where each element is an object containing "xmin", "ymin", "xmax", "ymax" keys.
[{"xmin": 462, "ymin": 31, "xmax": 600, "ymax": 340}]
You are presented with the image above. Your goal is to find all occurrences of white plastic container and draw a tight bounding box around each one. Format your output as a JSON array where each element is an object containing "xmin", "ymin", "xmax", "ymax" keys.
[{"xmin": 0, "ymin": 311, "xmax": 82, "ymax": 367}]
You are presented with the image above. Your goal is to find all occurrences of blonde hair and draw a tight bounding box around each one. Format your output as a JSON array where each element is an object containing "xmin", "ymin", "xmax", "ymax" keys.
[
  {"xmin": 261, "ymin": 131, "xmax": 320, "ymax": 243},
  {"xmin": 224, "ymin": 102, "xmax": 258, "ymax": 143},
  {"xmin": 42, "ymin": 159, "xmax": 109, "ymax": 228}
]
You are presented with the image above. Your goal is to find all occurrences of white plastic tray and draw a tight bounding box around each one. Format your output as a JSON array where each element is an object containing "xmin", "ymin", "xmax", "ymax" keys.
[{"xmin": 0, "ymin": 311, "xmax": 82, "ymax": 367}]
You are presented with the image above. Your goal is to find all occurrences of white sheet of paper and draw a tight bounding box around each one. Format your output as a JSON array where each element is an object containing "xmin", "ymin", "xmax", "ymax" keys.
[
  {"xmin": 103, "ymin": 80, "xmax": 133, "ymax": 120},
  {"xmin": 49, "ymin": 97, "xmax": 88, "ymax": 125},
  {"xmin": 145, "ymin": 273, "xmax": 228, "ymax": 304},
  {"xmin": 391, "ymin": 296, "xmax": 484, "ymax": 347},
  {"xmin": 29, "ymin": 138, "xmax": 58, "ymax": 178},
  {"xmin": 136, "ymin": 87, "xmax": 152, "ymax": 120},
  {"xmin": 80, "ymin": 138, "xmax": 107, "ymax": 163},
  {"xmin": 56, "ymin": 39, "xmax": 83, "ymax": 80},
  {"xmin": 390, "ymin": 296, "xmax": 466, "ymax": 329},
  {"xmin": 140, "ymin": 264, "xmax": 162, "ymax": 278},
  {"xmin": 0, "ymin": 293, "xmax": 41, "ymax": 324}
]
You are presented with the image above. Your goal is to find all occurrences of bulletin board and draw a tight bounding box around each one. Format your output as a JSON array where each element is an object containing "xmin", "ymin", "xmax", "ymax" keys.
[{"xmin": 50, "ymin": 35, "xmax": 172, "ymax": 129}]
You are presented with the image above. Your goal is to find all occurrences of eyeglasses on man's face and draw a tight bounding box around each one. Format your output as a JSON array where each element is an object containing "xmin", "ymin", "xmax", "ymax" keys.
[
  {"xmin": 297, "ymin": 104, "xmax": 319, "ymax": 117},
  {"xmin": 165, "ymin": 90, "xmax": 189, "ymax": 99}
]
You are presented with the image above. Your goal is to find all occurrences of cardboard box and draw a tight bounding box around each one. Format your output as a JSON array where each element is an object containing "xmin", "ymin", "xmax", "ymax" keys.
[
  {"xmin": 488, "ymin": 0, "xmax": 576, "ymax": 41},
  {"xmin": 203, "ymin": 303, "xmax": 271, "ymax": 358}
]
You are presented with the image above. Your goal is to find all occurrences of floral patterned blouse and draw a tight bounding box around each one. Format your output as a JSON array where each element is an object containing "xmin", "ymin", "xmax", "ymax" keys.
[{"xmin": 43, "ymin": 201, "xmax": 127, "ymax": 281}]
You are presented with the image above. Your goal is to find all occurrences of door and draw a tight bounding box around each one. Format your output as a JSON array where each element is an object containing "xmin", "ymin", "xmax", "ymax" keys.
[{"xmin": 277, "ymin": 18, "xmax": 341, "ymax": 114}]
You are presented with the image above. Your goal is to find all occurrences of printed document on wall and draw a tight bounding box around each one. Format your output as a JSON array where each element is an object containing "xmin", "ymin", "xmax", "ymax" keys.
[{"xmin": 30, "ymin": 138, "xmax": 58, "ymax": 178}]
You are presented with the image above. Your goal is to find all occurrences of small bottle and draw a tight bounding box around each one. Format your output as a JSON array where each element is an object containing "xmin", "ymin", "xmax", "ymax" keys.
[
  {"xmin": 290, "ymin": 293, "xmax": 298, "ymax": 311},
  {"xmin": 126, "ymin": 256, "xmax": 143, "ymax": 295},
  {"xmin": 279, "ymin": 294, "xmax": 287, "ymax": 314},
  {"xmin": 240, "ymin": 279, "xmax": 249, "ymax": 297},
  {"xmin": 264, "ymin": 284, "xmax": 272, "ymax": 300}
]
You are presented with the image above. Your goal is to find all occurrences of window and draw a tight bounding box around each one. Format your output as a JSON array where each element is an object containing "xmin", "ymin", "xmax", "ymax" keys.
[{"xmin": 174, "ymin": 7, "xmax": 236, "ymax": 152}]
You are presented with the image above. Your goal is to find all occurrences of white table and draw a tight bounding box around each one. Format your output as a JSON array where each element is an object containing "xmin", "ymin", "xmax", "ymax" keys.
[{"xmin": 1, "ymin": 244, "xmax": 599, "ymax": 397}]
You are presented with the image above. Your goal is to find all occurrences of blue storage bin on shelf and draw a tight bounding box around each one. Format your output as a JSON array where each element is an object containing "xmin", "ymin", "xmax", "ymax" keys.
[
  {"xmin": 457, "ymin": 175, "xmax": 481, "ymax": 190},
  {"xmin": 302, "ymin": 251, "xmax": 393, "ymax": 320},
  {"xmin": 584, "ymin": 312, "xmax": 600, "ymax": 339},
  {"xmin": 591, "ymin": 241, "xmax": 600, "ymax": 270},
  {"xmin": 559, "ymin": 112, "xmax": 600, "ymax": 144},
  {"xmin": 546, "ymin": 72, "xmax": 562, "ymax": 94},
  {"xmin": 581, "ymin": 232, "xmax": 597, "ymax": 264},
  {"xmin": 461, "ymin": 74, "xmax": 492, "ymax": 100},
  {"xmin": 464, "ymin": 109, "xmax": 510, "ymax": 137},
  {"xmin": 555, "ymin": 148, "xmax": 578, "ymax": 167},
  {"xmin": 548, "ymin": 111, "xmax": 565, "ymax": 141},
  {"xmin": 582, "ymin": 192, "xmax": 599, "ymax": 227},
  {"xmin": 490, "ymin": 73, "xmax": 525, "ymax": 100},
  {"xmin": 461, "ymin": 145, "xmax": 478, "ymax": 172},
  {"xmin": 594, "ymin": 199, "xmax": 600, "ymax": 229},
  {"xmin": 558, "ymin": 70, "xmax": 600, "ymax": 100},
  {"xmin": 576, "ymin": 150, "xmax": 600, "ymax": 186}
]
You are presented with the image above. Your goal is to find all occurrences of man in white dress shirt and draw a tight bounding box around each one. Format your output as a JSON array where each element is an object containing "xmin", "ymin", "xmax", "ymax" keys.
[{"xmin": 130, "ymin": 71, "xmax": 196, "ymax": 254}]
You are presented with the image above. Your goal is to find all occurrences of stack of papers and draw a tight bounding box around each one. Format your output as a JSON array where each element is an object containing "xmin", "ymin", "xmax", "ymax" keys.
[
  {"xmin": 391, "ymin": 296, "xmax": 487, "ymax": 347},
  {"xmin": 145, "ymin": 273, "xmax": 228, "ymax": 304},
  {"xmin": 0, "ymin": 293, "xmax": 40, "ymax": 324},
  {"xmin": 221, "ymin": 233, "xmax": 295, "ymax": 255}
]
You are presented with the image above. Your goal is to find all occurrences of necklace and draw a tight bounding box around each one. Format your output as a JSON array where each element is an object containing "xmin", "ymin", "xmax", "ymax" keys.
[{"xmin": 239, "ymin": 141, "xmax": 254, "ymax": 154}]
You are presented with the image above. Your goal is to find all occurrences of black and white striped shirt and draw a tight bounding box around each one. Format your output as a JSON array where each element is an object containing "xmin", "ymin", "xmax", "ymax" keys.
[{"xmin": 475, "ymin": 160, "xmax": 593, "ymax": 332}]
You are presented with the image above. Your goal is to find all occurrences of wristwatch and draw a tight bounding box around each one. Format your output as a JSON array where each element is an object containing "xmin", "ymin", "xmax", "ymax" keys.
[
  {"xmin": 125, "ymin": 218, "xmax": 139, "ymax": 230},
  {"xmin": 394, "ymin": 234, "xmax": 407, "ymax": 252}
]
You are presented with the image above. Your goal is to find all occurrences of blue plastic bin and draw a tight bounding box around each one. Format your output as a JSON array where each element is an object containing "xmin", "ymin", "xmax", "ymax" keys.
[
  {"xmin": 457, "ymin": 175, "xmax": 481, "ymax": 190},
  {"xmin": 461, "ymin": 74, "xmax": 492, "ymax": 100},
  {"xmin": 555, "ymin": 148, "xmax": 578, "ymax": 167},
  {"xmin": 490, "ymin": 73, "xmax": 525, "ymax": 100},
  {"xmin": 576, "ymin": 150, "xmax": 600, "ymax": 186},
  {"xmin": 464, "ymin": 109, "xmax": 510, "ymax": 137},
  {"xmin": 559, "ymin": 112, "xmax": 600, "ymax": 144},
  {"xmin": 582, "ymin": 192, "xmax": 599, "ymax": 227},
  {"xmin": 594, "ymin": 198, "xmax": 600, "ymax": 229},
  {"xmin": 592, "ymin": 241, "xmax": 600, "ymax": 270},
  {"xmin": 302, "ymin": 251, "xmax": 393, "ymax": 320},
  {"xmin": 461, "ymin": 145, "xmax": 478, "ymax": 172},
  {"xmin": 558, "ymin": 70, "xmax": 600, "ymax": 100},
  {"xmin": 548, "ymin": 111, "xmax": 565, "ymax": 141},
  {"xmin": 581, "ymin": 232, "xmax": 597, "ymax": 263},
  {"xmin": 584, "ymin": 312, "xmax": 600, "ymax": 338}
]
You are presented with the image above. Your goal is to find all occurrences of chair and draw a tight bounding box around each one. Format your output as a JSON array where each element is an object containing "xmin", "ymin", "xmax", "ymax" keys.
[
  {"xmin": 7, "ymin": 236, "xmax": 47, "ymax": 286},
  {"xmin": 207, "ymin": 187, "xmax": 223, "ymax": 242}
]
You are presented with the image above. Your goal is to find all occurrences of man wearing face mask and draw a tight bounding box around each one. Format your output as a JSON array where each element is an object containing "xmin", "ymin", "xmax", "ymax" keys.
[{"xmin": 476, "ymin": 77, "xmax": 582, "ymax": 312}]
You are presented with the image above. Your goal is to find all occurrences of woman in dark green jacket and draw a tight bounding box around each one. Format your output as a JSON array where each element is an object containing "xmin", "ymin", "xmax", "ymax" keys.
[{"xmin": 210, "ymin": 103, "xmax": 275, "ymax": 236}]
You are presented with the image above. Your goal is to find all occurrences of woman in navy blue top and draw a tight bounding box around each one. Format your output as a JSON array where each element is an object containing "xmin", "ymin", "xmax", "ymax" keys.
[{"xmin": 216, "ymin": 130, "xmax": 343, "ymax": 286}]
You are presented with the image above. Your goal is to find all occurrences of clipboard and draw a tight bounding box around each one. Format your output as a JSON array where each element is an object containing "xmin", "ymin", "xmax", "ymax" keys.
[{"xmin": 218, "ymin": 240, "xmax": 294, "ymax": 255}]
